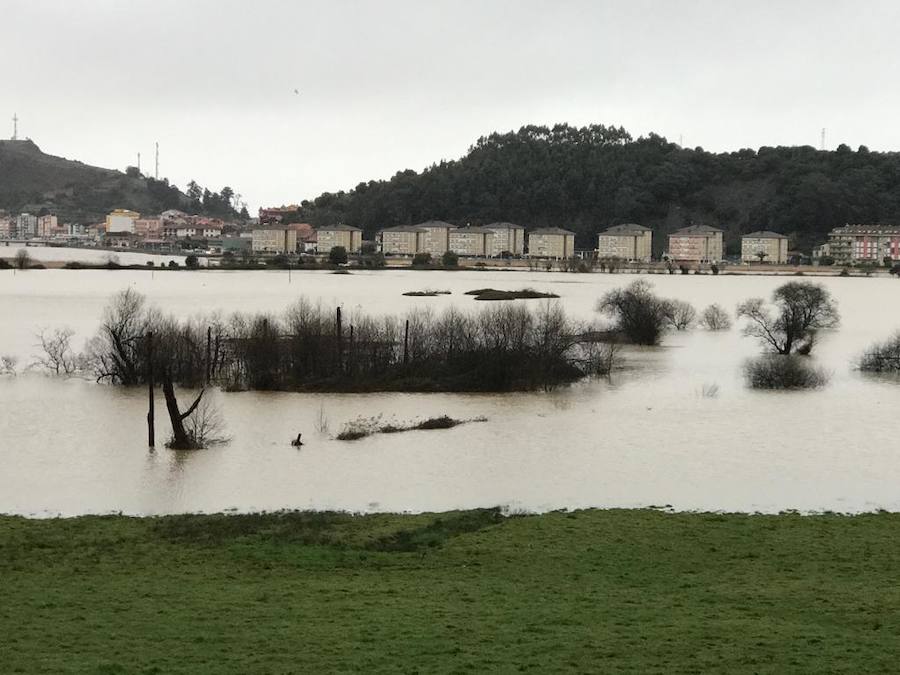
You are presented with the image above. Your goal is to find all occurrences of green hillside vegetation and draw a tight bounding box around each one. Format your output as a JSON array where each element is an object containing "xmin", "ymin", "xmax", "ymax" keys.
[
  {"xmin": 296, "ymin": 123, "xmax": 900, "ymax": 254},
  {"xmin": 3, "ymin": 509, "xmax": 900, "ymax": 673},
  {"xmin": 0, "ymin": 139, "xmax": 239, "ymax": 223}
]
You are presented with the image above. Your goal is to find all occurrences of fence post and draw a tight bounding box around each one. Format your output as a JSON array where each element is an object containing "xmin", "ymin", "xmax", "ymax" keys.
[
  {"xmin": 147, "ymin": 331, "xmax": 155, "ymax": 448},
  {"xmin": 336, "ymin": 306, "xmax": 343, "ymax": 372}
]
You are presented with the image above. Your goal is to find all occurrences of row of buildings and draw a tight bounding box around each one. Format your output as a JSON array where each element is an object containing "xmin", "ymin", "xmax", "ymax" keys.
[{"xmin": 313, "ymin": 221, "xmax": 786, "ymax": 263}]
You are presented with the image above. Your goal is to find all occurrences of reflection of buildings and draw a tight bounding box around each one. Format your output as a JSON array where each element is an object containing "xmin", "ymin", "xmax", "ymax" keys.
[
  {"xmin": 667, "ymin": 225, "xmax": 723, "ymax": 263},
  {"xmin": 824, "ymin": 224, "xmax": 900, "ymax": 264},
  {"xmin": 597, "ymin": 223, "xmax": 652, "ymax": 262},
  {"xmin": 741, "ymin": 231, "xmax": 788, "ymax": 263}
]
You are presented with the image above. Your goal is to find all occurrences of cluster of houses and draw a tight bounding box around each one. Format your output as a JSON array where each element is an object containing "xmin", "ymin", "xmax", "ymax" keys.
[{"xmin": 5, "ymin": 203, "xmax": 896, "ymax": 267}]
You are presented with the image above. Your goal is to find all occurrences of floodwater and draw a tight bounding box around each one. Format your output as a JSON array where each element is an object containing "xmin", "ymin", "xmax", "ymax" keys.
[
  {"xmin": 1, "ymin": 258, "xmax": 899, "ymax": 516},
  {"xmin": 1, "ymin": 244, "xmax": 190, "ymax": 267}
]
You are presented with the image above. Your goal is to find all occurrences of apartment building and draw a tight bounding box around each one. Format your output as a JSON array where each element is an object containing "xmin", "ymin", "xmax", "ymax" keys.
[
  {"xmin": 449, "ymin": 226, "xmax": 494, "ymax": 256},
  {"xmin": 484, "ymin": 222, "xmax": 526, "ymax": 256},
  {"xmin": 528, "ymin": 227, "xmax": 576, "ymax": 258},
  {"xmin": 596, "ymin": 223, "xmax": 652, "ymax": 262},
  {"xmin": 380, "ymin": 225, "xmax": 425, "ymax": 255},
  {"xmin": 825, "ymin": 224, "xmax": 900, "ymax": 264},
  {"xmin": 741, "ymin": 231, "xmax": 789, "ymax": 263},
  {"xmin": 667, "ymin": 225, "xmax": 724, "ymax": 263},
  {"xmin": 105, "ymin": 209, "xmax": 140, "ymax": 233},
  {"xmin": 416, "ymin": 221, "xmax": 456, "ymax": 255},
  {"xmin": 251, "ymin": 226, "xmax": 298, "ymax": 254},
  {"xmin": 317, "ymin": 224, "xmax": 363, "ymax": 254}
]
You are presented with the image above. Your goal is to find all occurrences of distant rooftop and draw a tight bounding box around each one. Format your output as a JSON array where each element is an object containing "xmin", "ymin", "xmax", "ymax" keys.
[
  {"xmin": 831, "ymin": 224, "xmax": 900, "ymax": 235},
  {"xmin": 318, "ymin": 223, "xmax": 362, "ymax": 232},
  {"xmin": 452, "ymin": 226, "xmax": 495, "ymax": 234},
  {"xmin": 672, "ymin": 224, "xmax": 724, "ymax": 236},
  {"xmin": 743, "ymin": 230, "xmax": 787, "ymax": 239},
  {"xmin": 381, "ymin": 225, "xmax": 426, "ymax": 233},
  {"xmin": 530, "ymin": 227, "xmax": 576, "ymax": 236},
  {"xmin": 484, "ymin": 222, "xmax": 525, "ymax": 230},
  {"xmin": 414, "ymin": 220, "xmax": 457, "ymax": 229},
  {"xmin": 601, "ymin": 223, "xmax": 651, "ymax": 235}
]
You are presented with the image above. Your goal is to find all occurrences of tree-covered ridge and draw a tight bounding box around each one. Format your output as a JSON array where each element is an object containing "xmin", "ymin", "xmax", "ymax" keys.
[
  {"xmin": 297, "ymin": 123, "xmax": 900, "ymax": 254},
  {"xmin": 0, "ymin": 140, "xmax": 241, "ymax": 223}
]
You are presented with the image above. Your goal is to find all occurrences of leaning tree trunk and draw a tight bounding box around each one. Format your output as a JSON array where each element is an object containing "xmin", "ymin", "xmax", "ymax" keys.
[{"xmin": 162, "ymin": 373, "xmax": 204, "ymax": 449}]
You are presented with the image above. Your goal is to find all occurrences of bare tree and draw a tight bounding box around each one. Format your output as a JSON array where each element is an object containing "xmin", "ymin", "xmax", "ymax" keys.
[
  {"xmin": 663, "ymin": 300, "xmax": 697, "ymax": 330},
  {"xmin": 737, "ymin": 281, "xmax": 839, "ymax": 355},
  {"xmin": 85, "ymin": 288, "xmax": 149, "ymax": 384},
  {"xmin": 162, "ymin": 376, "xmax": 227, "ymax": 449},
  {"xmin": 33, "ymin": 327, "xmax": 79, "ymax": 374},
  {"xmin": 14, "ymin": 249, "xmax": 31, "ymax": 270},
  {"xmin": 859, "ymin": 332, "xmax": 900, "ymax": 372},
  {"xmin": 699, "ymin": 304, "xmax": 732, "ymax": 331}
]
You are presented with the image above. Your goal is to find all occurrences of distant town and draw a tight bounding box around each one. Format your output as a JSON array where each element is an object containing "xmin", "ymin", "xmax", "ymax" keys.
[{"xmin": 0, "ymin": 204, "xmax": 896, "ymax": 269}]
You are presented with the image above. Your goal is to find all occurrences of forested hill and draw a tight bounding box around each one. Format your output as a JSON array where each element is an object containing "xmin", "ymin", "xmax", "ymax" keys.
[
  {"xmin": 0, "ymin": 139, "xmax": 240, "ymax": 223},
  {"xmin": 296, "ymin": 124, "xmax": 900, "ymax": 254}
]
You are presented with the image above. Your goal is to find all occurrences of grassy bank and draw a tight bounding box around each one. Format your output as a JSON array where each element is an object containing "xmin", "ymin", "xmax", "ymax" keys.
[{"xmin": 3, "ymin": 508, "xmax": 900, "ymax": 673}]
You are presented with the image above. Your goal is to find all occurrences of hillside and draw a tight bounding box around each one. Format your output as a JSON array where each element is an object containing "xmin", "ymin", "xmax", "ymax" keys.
[
  {"xmin": 296, "ymin": 124, "xmax": 900, "ymax": 254},
  {"xmin": 0, "ymin": 140, "xmax": 232, "ymax": 223}
]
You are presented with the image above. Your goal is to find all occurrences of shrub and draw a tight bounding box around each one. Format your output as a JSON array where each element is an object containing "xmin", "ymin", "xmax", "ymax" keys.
[
  {"xmin": 596, "ymin": 280, "xmax": 672, "ymax": 345},
  {"xmin": 168, "ymin": 260, "xmax": 179, "ymax": 268},
  {"xmin": 329, "ymin": 246, "xmax": 348, "ymax": 265},
  {"xmin": 699, "ymin": 304, "xmax": 732, "ymax": 330},
  {"xmin": 859, "ymin": 332, "xmax": 900, "ymax": 372},
  {"xmin": 14, "ymin": 249, "xmax": 31, "ymax": 270},
  {"xmin": 743, "ymin": 355, "xmax": 829, "ymax": 389},
  {"xmin": 412, "ymin": 252, "xmax": 432, "ymax": 266},
  {"xmin": 185, "ymin": 254, "xmax": 200, "ymax": 269},
  {"xmin": 441, "ymin": 250, "xmax": 459, "ymax": 267},
  {"xmin": 664, "ymin": 300, "xmax": 696, "ymax": 330},
  {"xmin": 0, "ymin": 258, "xmax": 10, "ymax": 269}
]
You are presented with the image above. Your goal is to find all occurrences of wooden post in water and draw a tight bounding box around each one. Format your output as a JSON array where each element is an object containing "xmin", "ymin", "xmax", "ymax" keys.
[
  {"xmin": 147, "ymin": 331, "xmax": 155, "ymax": 447},
  {"xmin": 403, "ymin": 319, "xmax": 409, "ymax": 366},
  {"xmin": 348, "ymin": 324, "xmax": 354, "ymax": 375},
  {"xmin": 336, "ymin": 306, "xmax": 343, "ymax": 372},
  {"xmin": 205, "ymin": 326, "xmax": 212, "ymax": 384}
]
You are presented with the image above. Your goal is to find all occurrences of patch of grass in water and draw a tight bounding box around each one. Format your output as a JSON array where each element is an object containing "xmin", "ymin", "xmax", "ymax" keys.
[{"xmin": 465, "ymin": 287, "xmax": 559, "ymax": 300}]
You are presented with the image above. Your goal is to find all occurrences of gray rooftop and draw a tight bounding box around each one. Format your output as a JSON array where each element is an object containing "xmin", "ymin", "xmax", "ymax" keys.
[
  {"xmin": 414, "ymin": 220, "xmax": 457, "ymax": 229},
  {"xmin": 743, "ymin": 230, "xmax": 787, "ymax": 239},
  {"xmin": 484, "ymin": 221, "xmax": 525, "ymax": 230},
  {"xmin": 672, "ymin": 224, "xmax": 724, "ymax": 235},
  {"xmin": 381, "ymin": 225, "xmax": 427, "ymax": 233},
  {"xmin": 530, "ymin": 227, "xmax": 576, "ymax": 236},
  {"xmin": 318, "ymin": 223, "xmax": 362, "ymax": 232},
  {"xmin": 601, "ymin": 223, "xmax": 651, "ymax": 235}
]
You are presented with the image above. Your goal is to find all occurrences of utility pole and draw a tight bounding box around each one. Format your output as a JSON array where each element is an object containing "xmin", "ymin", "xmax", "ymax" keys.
[
  {"xmin": 137, "ymin": 152, "xmax": 141, "ymax": 173},
  {"xmin": 11, "ymin": 113, "xmax": 18, "ymax": 140},
  {"xmin": 155, "ymin": 142, "xmax": 159, "ymax": 179}
]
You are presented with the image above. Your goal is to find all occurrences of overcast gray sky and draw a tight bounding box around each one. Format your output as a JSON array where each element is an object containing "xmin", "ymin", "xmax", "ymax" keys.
[{"xmin": 6, "ymin": 0, "xmax": 900, "ymax": 211}]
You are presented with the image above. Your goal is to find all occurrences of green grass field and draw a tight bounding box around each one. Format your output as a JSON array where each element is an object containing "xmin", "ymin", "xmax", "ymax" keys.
[{"xmin": 3, "ymin": 508, "xmax": 900, "ymax": 674}]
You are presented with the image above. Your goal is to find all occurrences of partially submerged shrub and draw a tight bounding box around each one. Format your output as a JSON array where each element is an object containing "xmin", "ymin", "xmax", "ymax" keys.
[
  {"xmin": 596, "ymin": 280, "xmax": 673, "ymax": 345},
  {"xmin": 859, "ymin": 332, "xmax": 900, "ymax": 372},
  {"xmin": 699, "ymin": 304, "xmax": 732, "ymax": 331},
  {"xmin": 336, "ymin": 414, "xmax": 486, "ymax": 440},
  {"xmin": 743, "ymin": 355, "xmax": 829, "ymax": 389},
  {"xmin": 664, "ymin": 300, "xmax": 697, "ymax": 330}
]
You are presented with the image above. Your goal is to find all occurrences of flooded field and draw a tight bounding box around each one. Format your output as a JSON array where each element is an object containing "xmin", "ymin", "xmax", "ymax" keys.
[{"xmin": 1, "ymin": 263, "xmax": 899, "ymax": 516}]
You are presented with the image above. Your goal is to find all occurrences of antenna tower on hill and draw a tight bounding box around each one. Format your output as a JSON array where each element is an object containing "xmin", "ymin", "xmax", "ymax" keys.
[
  {"xmin": 820, "ymin": 128, "xmax": 826, "ymax": 151},
  {"xmin": 155, "ymin": 142, "xmax": 159, "ymax": 179},
  {"xmin": 12, "ymin": 113, "xmax": 18, "ymax": 140}
]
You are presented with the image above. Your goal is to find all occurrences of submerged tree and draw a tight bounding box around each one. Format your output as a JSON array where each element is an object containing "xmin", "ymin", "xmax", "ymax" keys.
[
  {"xmin": 699, "ymin": 304, "xmax": 732, "ymax": 331},
  {"xmin": 737, "ymin": 281, "xmax": 839, "ymax": 355},
  {"xmin": 596, "ymin": 280, "xmax": 674, "ymax": 345}
]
